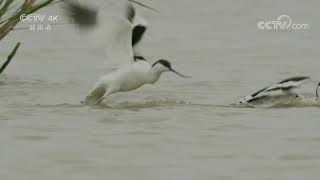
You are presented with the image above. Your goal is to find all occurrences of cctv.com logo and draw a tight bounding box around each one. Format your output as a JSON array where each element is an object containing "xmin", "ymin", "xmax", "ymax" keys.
[{"xmin": 257, "ymin": 15, "xmax": 309, "ymax": 31}]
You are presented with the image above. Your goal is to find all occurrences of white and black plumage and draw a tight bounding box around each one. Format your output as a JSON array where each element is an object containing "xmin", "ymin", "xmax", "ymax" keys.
[
  {"xmin": 316, "ymin": 82, "xmax": 320, "ymax": 101},
  {"xmin": 125, "ymin": 1, "xmax": 148, "ymax": 59},
  {"xmin": 239, "ymin": 76, "xmax": 310, "ymax": 107},
  {"xmin": 63, "ymin": 0, "xmax": 148, "ymax": 59},
  {"xmin": 63, "ymin": 0, "xmax": 191, "ymax": 105}
]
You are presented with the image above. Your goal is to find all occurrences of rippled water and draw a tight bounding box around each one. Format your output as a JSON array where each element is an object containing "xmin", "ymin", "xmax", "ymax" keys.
[{"xmin": 1, "ymin": 0, "xmax": 320, "ymax": 179}]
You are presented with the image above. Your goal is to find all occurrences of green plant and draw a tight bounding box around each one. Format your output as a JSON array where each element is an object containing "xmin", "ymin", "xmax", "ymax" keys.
[{"xmin": 0, "ymin": 0, "xmax": 58, "ymax": 75}]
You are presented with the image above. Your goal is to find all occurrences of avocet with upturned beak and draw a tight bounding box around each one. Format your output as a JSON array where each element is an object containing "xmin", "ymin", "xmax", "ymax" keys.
[
  {"xmin": 237, "ymin": 76, "xmax": 311, "ymax": 108},
  {"xmin": 63, "ymin": 1, "xmax": 191, "ymax": 105}
]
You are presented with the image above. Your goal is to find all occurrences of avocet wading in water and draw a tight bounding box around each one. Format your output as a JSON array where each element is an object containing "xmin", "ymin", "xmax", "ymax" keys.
[
  {"xmin": 237, "ymin": 76, "xmax": 311, "ymax": 108},
  {"xmin": 63, "ymin": 0, "xmax": 191, "ymax": 105}
]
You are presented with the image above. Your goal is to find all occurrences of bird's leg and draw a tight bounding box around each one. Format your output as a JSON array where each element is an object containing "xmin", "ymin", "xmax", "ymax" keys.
[
  {"xmin": 95, "ymin": 96, "xmax": 106, "ymax": 105},
  {"xmin": 94, "ymin": 87, "xmax": 119, "ymax": 105},
  {"xmin": 85, "ymin": 86, "xmax": 106, "ymax": 106},
  {"xmin": 94, "ymin": 93, "xmax": 110, "ymax": 105}
]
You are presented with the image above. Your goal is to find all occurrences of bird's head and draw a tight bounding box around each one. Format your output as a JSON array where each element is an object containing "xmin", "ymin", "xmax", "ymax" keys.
[{"xmin": 152, "ymin": 59, "xmax": 191, "ymax": 78}]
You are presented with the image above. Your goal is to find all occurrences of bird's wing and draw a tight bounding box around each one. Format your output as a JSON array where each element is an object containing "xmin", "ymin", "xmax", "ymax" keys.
[
  {"xmin": 105, "ymin": 1, "xmax": 136, "ymax": 64},
  {"xmin": 132, "ymin": 11, "xmax": 148, "ymax": 58},
  {"xmin": 108, "ymin": 1, "xmax": 148, "ymax": 63},
  {"xmin": 247, "ymin": 95, "xmax": 271, "ymax": 104},
  {"xmin": 63, "ymin": 0, "xmax": 98, "ymax": 28},
  {"xmin": 278, "ymin": 76, "xmax": 310, "ymax": 84},
  {"xmin": 129, "ymin": 0, "xmax": 158, "ymax": 12},
  {"xmin": 129, "ymin": 0, "xmax": 156, "ymax": 51},
  {"xmin": 246, "ymin": 93, "xmax": 300, "ymax": 108},
  {"xmin": 243, "ymin": 76, "xmax": 310, "ymax": 102},
  {"xmin": 265, "ymin": 76, "xmax": 310, "ymax": 93},
  {"xmin": 250, "ymin": 86, "xmax": 270, "ymax": 98},
  {"xmin": 63, "ymin": 0, "xmax": 136, "ymax": 65},
  {"xmin": 132, "ymin": 24, "xmax": 147, "ymax": 48}
]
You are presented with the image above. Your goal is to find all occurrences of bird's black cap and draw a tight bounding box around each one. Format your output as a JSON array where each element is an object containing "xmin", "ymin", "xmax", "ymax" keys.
[{"xmin": 152, "ymin": 59, "xmax": 171, "ymax": 69}]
